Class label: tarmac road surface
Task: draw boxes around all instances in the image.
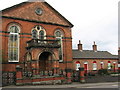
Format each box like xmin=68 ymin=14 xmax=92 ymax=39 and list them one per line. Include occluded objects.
xmin=1 ymin=82 xmax=119 ymax=89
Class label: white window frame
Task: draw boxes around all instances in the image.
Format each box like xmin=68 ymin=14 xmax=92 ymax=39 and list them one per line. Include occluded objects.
xmin=8 ymin=25 xmax=20 ymax=62
xmin=93 ymin=62 xmax=97 ymax=70
xmin=76 ymin=63 xmax=80 ymax=71
xmin=31 ymin=25 xmax=46 ymax=40
xmin=54 ymin=29 xmax=64 ymax=62
xmin=108 ymin=63 xmax=111 ymax=69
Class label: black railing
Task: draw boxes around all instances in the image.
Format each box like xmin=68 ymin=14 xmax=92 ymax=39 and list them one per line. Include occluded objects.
xmin=26 ymin=39 xmax=61 ymax=49
xmin=22 ymin=69 xmax=65 ymax=78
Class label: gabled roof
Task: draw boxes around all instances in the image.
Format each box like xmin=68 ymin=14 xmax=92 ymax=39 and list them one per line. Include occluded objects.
xmin=72 ymin=50 xmax=118 ymax=59
xmin=1 ymin=1 xmax=73 ymax=27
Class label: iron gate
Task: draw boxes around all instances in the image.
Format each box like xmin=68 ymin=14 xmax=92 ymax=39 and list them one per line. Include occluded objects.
xmin=2 ymin=72 xmax=16 ymax=86
xmin=72 ymin=70 xmax=80 ymax=82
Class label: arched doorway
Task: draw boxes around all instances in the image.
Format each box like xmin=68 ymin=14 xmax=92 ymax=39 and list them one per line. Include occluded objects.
xmin=39 ymin=52 xmax=52 ymax=71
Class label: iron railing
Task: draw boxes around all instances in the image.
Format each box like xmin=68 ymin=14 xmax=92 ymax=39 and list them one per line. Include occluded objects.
xmin=26 ymin=39 xmax=61 ymax=49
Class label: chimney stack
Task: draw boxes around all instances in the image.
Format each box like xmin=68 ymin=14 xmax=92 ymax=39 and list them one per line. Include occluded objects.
xmin=93 ymin=41 xmax=97 ymax=52
xmin=78 ymin=40 xmax=82 ymax=51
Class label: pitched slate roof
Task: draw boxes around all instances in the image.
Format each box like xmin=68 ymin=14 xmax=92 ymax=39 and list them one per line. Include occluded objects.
xmin=1 ymin=1 xmax=73 ymax=27
xmin=72 ymin=50 xmax=118 ymax=59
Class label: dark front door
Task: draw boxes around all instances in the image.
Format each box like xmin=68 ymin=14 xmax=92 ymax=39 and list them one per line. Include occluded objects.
xmin=39 ymin=52 xmax=52 ymax=71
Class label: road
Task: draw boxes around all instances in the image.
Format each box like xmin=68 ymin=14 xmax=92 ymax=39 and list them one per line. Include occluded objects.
xmin=2 ymin=82 xmax=119 ymax=89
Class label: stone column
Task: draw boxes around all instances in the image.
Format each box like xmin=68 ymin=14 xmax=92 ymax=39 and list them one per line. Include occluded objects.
xmin=16 ymin=65 xmax=23 ymax=85
xmin=65 ymin=69 xmax=72 ymax=84
xmin=79 ymin=67 xmax=85 ymax=83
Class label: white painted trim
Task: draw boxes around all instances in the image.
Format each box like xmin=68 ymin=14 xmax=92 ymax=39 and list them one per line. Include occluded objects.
xmin=8 ymin=25 xmax=20 ymax=62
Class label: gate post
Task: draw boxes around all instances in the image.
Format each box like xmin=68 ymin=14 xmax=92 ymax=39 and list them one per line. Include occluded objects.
xmin=16 ymin=65 xmax=23 ymax=85
xmin=65 ymin=69 xmax=72 ymax=84
xmin=79 ymin=67 xmax=85 ymax=83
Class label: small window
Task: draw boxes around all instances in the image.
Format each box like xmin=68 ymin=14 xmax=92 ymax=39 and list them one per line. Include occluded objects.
xmin=76 ymin=61 xmax=80 ymax=71
xmin=39 ymin=30 xmax=44 ymax=40
xmin=108 ymin=61 xmax=111 ymax=69
xmin=32 ymin=30 xmax=37 ymax=39
xmin=31 ymin=25 xmax=46 ymax=39
xmin=35 ymin=8 xmax=43 ymax=15
xmin=93 ymin=61 xmax=97 ymax=70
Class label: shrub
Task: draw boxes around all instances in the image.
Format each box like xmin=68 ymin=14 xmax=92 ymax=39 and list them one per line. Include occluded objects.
xmin=98 ymin=69 xmax=108 ymax=75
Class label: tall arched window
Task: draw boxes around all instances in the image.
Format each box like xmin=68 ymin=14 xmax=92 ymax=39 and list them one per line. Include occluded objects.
xmin=8 ymin=25 xmax=20 ymax=62
xmin=31 ymin=25 xmax=46 ymax=39
xmin=54 ymin=29 xmax=64 ymax=62
xmin=93 ymin=61 xmax=97 ymax=70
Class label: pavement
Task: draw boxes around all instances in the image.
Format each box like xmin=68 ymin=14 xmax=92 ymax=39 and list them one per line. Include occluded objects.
xmin=1 ymin=82 xmax=119 ymax=89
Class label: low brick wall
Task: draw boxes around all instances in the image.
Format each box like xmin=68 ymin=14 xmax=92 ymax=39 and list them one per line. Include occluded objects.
xmin=16 ymin=76 xmax=65 ymax=85
xmin=85 ymin=75 xmax=118 ymax=83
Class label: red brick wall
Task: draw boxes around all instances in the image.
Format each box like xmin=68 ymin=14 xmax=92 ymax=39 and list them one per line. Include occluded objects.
xmin=73 ymin=58 xmax=118 ymax=71
xmin=1 ymin=17 xmax=73 ymax=71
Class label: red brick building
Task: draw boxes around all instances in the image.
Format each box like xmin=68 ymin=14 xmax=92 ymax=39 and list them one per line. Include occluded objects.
xmin=1 ymin=1 xmax=73 ymax=85
xmin=73 ymin=41 xmax=118 ymax=74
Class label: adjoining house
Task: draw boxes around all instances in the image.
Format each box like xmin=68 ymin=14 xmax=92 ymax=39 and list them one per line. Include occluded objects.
xmin=73 ymin=41 xmax=118 ymax=74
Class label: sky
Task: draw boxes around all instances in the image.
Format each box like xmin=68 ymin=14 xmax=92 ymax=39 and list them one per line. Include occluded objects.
xmin=0 ymin=0 xmax=119 ymax=55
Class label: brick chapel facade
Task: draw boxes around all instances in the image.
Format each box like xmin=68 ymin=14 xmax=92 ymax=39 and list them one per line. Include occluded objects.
xmin=1 ymin=1 xmax=74 ymax=85
xmin=1 ymin=1 xmax=119 ymax=86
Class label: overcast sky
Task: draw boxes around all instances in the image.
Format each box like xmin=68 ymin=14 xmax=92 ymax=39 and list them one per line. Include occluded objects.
xmin=0 ymin=0 xmax=119 ymax=55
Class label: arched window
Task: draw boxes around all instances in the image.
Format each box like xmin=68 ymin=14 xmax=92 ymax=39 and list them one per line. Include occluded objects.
xmin=76 ymin=61 xmax=80 ymax=71
xmin=31 ymin=25 xmax=46 ymax=39
xmin=54 ymin=29 xmax=64 ymax=62
xmin=39 ymin=30 xmax=44 ymax=40
xmin=55 ymin=31 xmax=62 ymax=38
xmin=8 ymin=25 xmax=20 ymax=62
xmin=32 ymin=30 xmax=37 ymax=39
xmin=108 ymin=61 xmax=111 ymax=69
xmin=93 ymin=61 xmax=97 ymax=70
